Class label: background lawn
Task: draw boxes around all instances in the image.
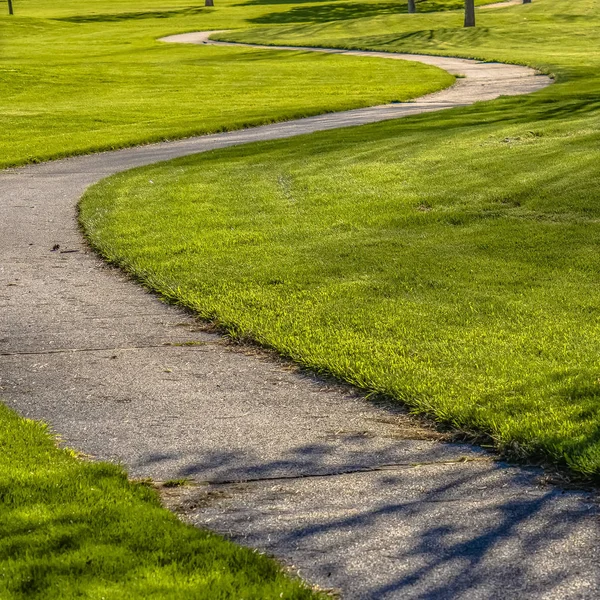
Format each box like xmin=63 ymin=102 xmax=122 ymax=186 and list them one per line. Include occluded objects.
xmin=80 ymin=0 xmax=600 ymax=477
xmin=0 ymin=0 xmax=461 ymax=169
xmin=0 ymin=404 xmax=319 ymax=599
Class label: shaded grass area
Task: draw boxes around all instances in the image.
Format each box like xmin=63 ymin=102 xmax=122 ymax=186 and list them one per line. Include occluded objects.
xmin=81 ymin=0 xmax=600 ymax=477
xmin=0 ymin=0 xmax=455 ymax=169
xmin=218 ymin=0 xmax=594 ymax=76
xmin=0 ymin=403 xmax=319 ymax=599
xmin=246 ymin=0 xmax=485 ymax=24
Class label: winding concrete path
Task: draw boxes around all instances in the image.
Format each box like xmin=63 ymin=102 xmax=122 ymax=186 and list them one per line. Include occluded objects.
xmin=2 ymin=34 xmax=598 ymax=599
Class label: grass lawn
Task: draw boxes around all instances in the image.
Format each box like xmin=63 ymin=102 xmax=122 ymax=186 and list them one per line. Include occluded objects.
xmin=80 ymin=0 xmax=600 ymax=477
xmin=0 ymin=403 xmax=320 ymax=599
xmin=0 ymin=0 xmax=460 ymax=169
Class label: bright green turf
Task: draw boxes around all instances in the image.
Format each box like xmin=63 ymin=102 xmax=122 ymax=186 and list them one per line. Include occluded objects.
xmin=0 ymin=403 xmax=319 ymax=599
xmin=81 ymin=0 xmax=600 ymax=477
xmin=0 ymin=0 xmax=459 ymax=169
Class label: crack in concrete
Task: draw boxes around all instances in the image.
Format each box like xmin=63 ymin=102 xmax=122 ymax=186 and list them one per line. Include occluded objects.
xmin=159 ymin=457 xmax=494 ymax=487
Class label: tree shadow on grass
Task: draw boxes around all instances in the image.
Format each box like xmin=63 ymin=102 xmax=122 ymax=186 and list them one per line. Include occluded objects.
xmin=248 ymin=0 xmax=464 ymax=24
xmin=353 ymin=26 xmax=493 ymax=47
xmin=56 ymin=6 xmax=210 ymax=23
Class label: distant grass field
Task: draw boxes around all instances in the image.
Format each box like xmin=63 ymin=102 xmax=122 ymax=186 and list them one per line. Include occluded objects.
xmin=81 ymin=0 xmax=600 ymax=477
xmin=0 ymin=0 xmax=460 ymax=169
xmin=0 ymin=404 xmax=318 ymax=599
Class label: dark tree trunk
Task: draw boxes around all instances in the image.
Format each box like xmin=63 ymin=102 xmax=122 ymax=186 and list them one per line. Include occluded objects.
xmin=205 ymin=0 xmax=214 ymax=6
xmin=464 ymin=0 xmax=475 ymax=27
xmin=7 ymin=0 xmax=14 ymax=15
xmin=523 ymin=0 xmax=532 ymax=3
xmin=408 ymin=0 xmax=417 ymax=13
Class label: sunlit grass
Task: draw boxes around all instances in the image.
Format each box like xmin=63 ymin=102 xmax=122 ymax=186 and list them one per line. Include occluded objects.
xmin=81 ymin=0 xmax=600 ymax=477
xmin=0 ymin=404 xmax=319 ymax=599
xmin=0 ymin=0 xmax=456 ymax=168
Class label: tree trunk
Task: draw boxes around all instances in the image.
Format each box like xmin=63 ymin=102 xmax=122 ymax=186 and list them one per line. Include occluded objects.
xmin=464 ymin=0 xmax=475 ymax=27
xmin=523 ymin=0 xmax=532 ymax=3
xmin=205 ymin=0 xmax=214 ymax=6
xmin=408 ymin=0 xmax=416 ymax=13
xmin=7 ymin=0 xmax=14 ymax=15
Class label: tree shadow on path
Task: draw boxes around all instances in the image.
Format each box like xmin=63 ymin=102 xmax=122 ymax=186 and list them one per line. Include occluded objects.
xmin=164 ymin=444 xmax=600 ymax=599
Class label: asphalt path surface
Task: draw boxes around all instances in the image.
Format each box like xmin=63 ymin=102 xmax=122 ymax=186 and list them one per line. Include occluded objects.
xmin=3 ymin=33 xmax=598 ymax=599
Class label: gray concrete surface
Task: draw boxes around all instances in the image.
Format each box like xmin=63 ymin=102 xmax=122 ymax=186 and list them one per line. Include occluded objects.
xmin=165 ymin=463 xmax=600 ymax=599
xmin=2 ymin=38 xmax=596 ymax=599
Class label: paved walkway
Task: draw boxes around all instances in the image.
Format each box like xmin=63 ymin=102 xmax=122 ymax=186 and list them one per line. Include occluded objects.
xmin=2 ymin=35 xmax=598 ymax=599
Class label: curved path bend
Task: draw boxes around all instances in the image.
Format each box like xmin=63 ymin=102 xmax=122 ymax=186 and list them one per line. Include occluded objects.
xmin=1 ymin=35 xmax=598 ymax=599
xmin=162 ymin=30 xmax=549 ymax=112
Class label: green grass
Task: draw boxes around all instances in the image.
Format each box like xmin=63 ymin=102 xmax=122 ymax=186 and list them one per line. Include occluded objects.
xmin=80 ymin=0 xmax=600 ymax=477
xmin=0 ymin=403 xmax=319 ymax=599
xmin=0 ymin=0 xmax=459 ymax=169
